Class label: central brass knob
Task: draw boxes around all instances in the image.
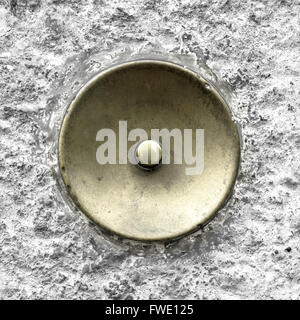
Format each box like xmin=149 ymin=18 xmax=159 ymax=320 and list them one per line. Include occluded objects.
xmin=135 ymin=140 xmax=162 ymax=170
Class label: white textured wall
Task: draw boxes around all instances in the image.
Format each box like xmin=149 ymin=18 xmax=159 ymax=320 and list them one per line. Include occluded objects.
xmin=0 ymin=0 xmax=299 ymax=299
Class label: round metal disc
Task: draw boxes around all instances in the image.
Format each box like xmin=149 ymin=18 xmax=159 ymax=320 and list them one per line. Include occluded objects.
xmin=58 ymin=60 xmax=240 ymax=241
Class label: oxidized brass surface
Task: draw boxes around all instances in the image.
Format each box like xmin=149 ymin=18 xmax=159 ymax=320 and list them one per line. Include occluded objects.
xmin=58 ymin=60 xmax=240 ymax=241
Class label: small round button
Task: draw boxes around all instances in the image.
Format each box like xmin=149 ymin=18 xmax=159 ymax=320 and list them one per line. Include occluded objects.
xmin=135 ymin=140 xmax=162 ymax=170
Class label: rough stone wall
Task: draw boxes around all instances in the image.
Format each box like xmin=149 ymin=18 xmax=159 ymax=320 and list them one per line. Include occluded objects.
xmin=0 ymin=0 xmax=299 ymax=299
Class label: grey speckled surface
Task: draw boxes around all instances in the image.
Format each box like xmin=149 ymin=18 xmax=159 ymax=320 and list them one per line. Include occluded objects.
xmin=0 ymin=0 xmax=299 ymax=300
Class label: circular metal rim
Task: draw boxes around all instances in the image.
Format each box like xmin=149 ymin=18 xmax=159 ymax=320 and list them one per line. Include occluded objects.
xmin=58 ymin=59 xmax=241 ymax=242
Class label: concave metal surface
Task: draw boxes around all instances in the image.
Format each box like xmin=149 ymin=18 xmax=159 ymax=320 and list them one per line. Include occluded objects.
xmin=58 ymin=60 xmax=240 ymax=241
